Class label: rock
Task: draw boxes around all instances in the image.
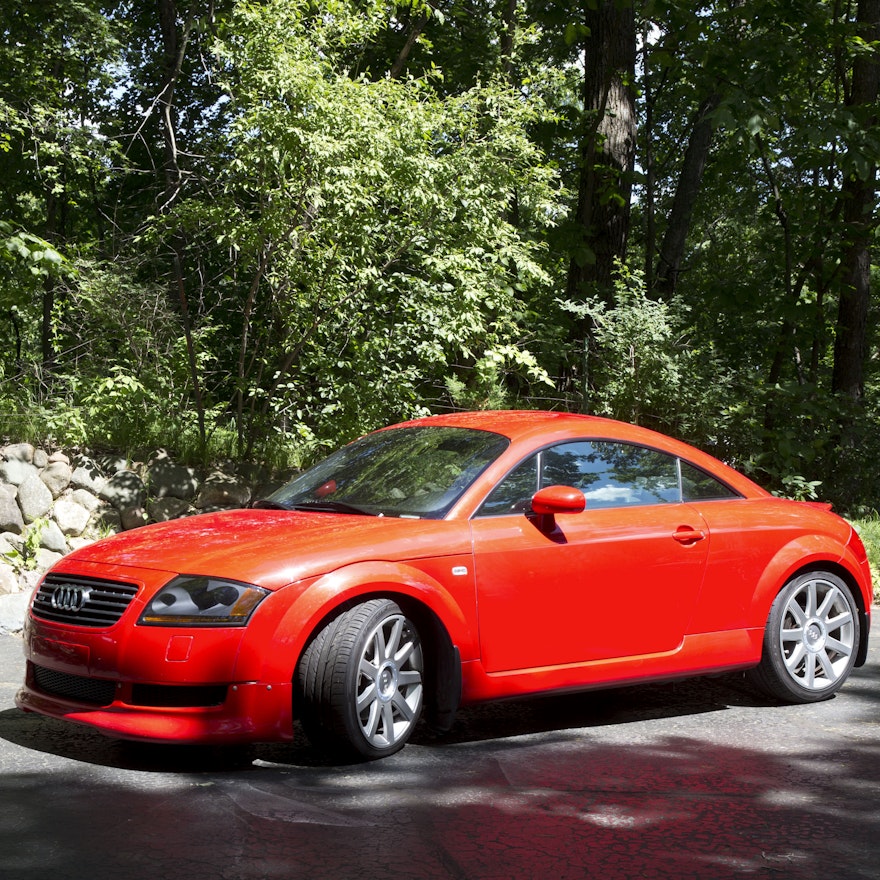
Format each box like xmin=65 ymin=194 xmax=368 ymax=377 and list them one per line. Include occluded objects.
xmin=54 ymin=498 xmax=92 ymax=537
xmin=0 ymin=590 xmax=30 ymax=633
xmin=33 ymin=448 xmax=49 ymax=469
xmin=71 ymin=489 xmax=103 ymax=513
xmin=90 ymin=507 xmax=122 ymax=535
xmin=48 ymin=451 xmax=70 ymax=465
xmin=70 ymin=457 xmax=107 ymax=494
xmin=148 ymin=497 xmax=192 ymax=522
xmin=38 ymin=519 xmax=68 ymax=554
xmin=0 ymin=485 xmax=24 ymax=534
xmin=119 ymin=505 xmax=149 ymax=531
xmin=3 ymin=442 xmax=35 ymax=463
xmin=17 ymin=473 xmax=53 ymax=523
xmin=0 ymin=458 xmax=38 ymax=486
xmin=35 ymin=548 xmax=63 ymax=571
xmin=194 ymin=471 xmax=251 ymax=509
xmin=147 ymin=457 xmax=199 ymax=501
xmin=0 ymin=562 xmax=18 ymax=595
xmin=40 ymin=461 xmax=73 ymax=498
xmin=100 ymin=470 xmax=147 ymax=508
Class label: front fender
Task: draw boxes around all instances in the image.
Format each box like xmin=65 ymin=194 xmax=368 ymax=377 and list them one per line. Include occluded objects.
xmin=239 ymin=559 xmax=476 ymax=683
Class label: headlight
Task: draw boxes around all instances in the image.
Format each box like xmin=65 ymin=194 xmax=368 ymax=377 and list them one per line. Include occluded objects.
xmin=139 ymin=576 xmax=268 ymax=627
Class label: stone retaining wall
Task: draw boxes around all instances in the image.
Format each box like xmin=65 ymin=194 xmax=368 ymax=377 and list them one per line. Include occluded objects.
xmin=0 ymin=441 xmax=284 ymax=631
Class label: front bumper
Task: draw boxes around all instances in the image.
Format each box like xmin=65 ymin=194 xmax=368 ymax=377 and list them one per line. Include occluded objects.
xmin=15 ymin=559 xmax=296 ymax=745
xmin=16 ymin=665 xmax=293 ymax=744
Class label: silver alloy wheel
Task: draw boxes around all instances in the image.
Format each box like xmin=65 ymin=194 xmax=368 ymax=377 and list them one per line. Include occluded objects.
xmin=355 ymin=612 xmax=423 ymax=750
xmin=777 ymin=574 xmax=856 ymax=691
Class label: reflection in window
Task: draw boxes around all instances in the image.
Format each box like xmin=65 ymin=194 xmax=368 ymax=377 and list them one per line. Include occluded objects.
xmin=545 ymin=442 xmax=679 ymax=509
xmin=479 ymin=456 xmax=540 ymax=516
xmin=477 ymin=440 xmax=684 ymax=516
xmin=680 ymin=461 xmax=739 ymax=501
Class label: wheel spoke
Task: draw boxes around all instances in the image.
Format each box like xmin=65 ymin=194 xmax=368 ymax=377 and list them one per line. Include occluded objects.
xmin=392 ymin=693 xmax=416 ymax=723
xmin=356 ymin=681 xmax=378 ymax=712
xmin=805 ymin=581 xmax=818 ymax=617
xmin=785 ymin=599 xmax=808 ymax=628
xmin=373 ymin=628 xmax=388 ymax=663
xmin=824 ymin=635 xmax=852 ymax=659
xmin=397 ymin=669 xmax=421 ymax=686
xmin=781 ymin=625 xmax=805 ymax=643
xmin=802 ymin=652 xmax=817 ymax=688
xmin=784 ymin=641 xmax=806 ymax=673
xmin=363 ymin=699 xmax=381 ymax=738
xmin=815 ymin=584 xmax=839 ymax=621
xmin=826 ymin=609 xmax=854 ymax=633
xmin=380 ymin=702 xmax=396 ymax=742
xmin=817 ymin=648 xmax=839 ymax=680
xmin=384 ymin=618 xmax=403 ymax=659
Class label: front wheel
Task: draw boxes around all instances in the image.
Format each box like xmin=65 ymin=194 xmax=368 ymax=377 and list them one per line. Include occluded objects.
xmin=296 ymin=599 xmax=424 ymax=760
xmin=748 ymin=571 xmax=860 ymax=703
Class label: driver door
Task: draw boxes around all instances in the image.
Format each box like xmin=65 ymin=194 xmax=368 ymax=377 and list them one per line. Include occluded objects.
xmin=470 ymin=440 xmax=710 ymax=673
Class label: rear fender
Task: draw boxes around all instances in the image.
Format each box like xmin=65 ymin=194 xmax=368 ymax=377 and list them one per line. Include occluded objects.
xmin=749 ymin=535 xmax=870 ymax=631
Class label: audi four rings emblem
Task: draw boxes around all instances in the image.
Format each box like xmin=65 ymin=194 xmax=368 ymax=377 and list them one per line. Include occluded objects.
xmin=51 ymin=585 xmax=91 ymax=612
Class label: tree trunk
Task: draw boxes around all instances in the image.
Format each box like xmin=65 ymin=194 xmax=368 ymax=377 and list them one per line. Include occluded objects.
xmin=565 ymin=0 xmax=636 ymax=305
xmin=831 ymin=0 xmax=879 ymax=402
xmin=654 ymin=93 xmax=720 ymax=298
xmin=157 ymin=0 xmax=207 ymax=451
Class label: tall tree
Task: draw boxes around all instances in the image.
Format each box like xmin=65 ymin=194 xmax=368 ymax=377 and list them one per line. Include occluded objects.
xmin=831 ymin=0 xmax=880 ymax=403
xmin=565 ymin=0 xmax=637 ymax=304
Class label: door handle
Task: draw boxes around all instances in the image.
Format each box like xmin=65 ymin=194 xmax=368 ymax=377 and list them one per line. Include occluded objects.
xmin=673 ymin=527 xmax=705 ymax=545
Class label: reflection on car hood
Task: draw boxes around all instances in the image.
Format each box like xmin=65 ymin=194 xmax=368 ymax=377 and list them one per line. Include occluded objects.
xmin=63 ymin=509 xmax=467 ymax=589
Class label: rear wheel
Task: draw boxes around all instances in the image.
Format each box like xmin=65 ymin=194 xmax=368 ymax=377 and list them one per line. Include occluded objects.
xmin=748 ymin=571 xmax=860 ymax=703
xmin=296 ymin=599 xmax=424 ymax=760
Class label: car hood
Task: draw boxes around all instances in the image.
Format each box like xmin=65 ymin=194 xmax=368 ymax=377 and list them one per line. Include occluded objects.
xmin=63 ymin=509 xmax=469 ymax=589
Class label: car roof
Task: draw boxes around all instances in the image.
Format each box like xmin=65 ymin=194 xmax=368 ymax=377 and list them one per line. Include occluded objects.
xmin=387 ymin=410 xmax=769 ymax=498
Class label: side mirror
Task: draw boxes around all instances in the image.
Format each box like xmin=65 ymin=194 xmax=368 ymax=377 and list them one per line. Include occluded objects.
xmin=530 ymin=485 xmax=585 ymax=533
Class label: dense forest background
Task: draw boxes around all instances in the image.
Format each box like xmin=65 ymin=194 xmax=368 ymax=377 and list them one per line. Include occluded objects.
xmin=1 ymin=0 xmax=878 ymax=514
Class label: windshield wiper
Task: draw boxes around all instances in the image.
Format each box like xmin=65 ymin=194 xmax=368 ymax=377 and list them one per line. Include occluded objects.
xmin=253 ymin=499 xmax=292 ymax=511
xmin=291 ymin=500 xmax=376 ymax=516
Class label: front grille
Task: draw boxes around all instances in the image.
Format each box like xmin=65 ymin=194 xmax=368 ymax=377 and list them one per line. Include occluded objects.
xmin=32 ymin=663 xmax=117 ymax=706
xmin=32 ymin=573 xmax=140 ymax=627
xmin=131 ymin=684 xmax=228 ymax=708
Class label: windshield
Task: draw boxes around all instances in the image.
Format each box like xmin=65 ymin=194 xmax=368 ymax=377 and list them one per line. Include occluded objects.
xmin=260 ymin=426 xmax=509 ymax=519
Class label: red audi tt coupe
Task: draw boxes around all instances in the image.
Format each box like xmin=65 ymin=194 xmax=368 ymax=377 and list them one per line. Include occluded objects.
xmin=16 ymin=411 xmax=872 ymax=759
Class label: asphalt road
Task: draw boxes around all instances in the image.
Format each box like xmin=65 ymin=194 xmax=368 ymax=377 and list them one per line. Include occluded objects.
xmin=1 ymin=625 xmax=878 ymax=880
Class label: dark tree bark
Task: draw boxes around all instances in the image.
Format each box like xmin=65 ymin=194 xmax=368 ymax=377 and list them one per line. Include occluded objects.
xmin=831 ymin=0 xmax=879 ymax=402
xmin=564 ymin=0 xmax=637 ymax=305
xmin=654 ymin=93 xmax=720 ymax=297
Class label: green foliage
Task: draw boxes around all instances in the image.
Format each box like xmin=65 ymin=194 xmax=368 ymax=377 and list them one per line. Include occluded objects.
xmin=849 ymin=515 xmax=880 ymax=603
xmin=2 ymin=518 xmax=48 ymax=574
xmin=0 ymin=0 xmax=877 ymax=515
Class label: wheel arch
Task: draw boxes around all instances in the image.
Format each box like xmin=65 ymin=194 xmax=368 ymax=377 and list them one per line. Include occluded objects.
xmin=751 ymin=548 xmax=870 ymax=668
xmin=272 ymin=561 xmax=469 ymax=734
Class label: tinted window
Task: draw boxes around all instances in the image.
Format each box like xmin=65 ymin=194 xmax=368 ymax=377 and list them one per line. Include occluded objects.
xmin=479 ymin=455 xmax=540 ymax=516
xmin=264 ymin=427 xmax=509 ymax=519
xmin=680 ymin=460 xmax=739 ymax=501
xmin=545 ymin=441 xmax=679 ymax=509
xmin=477 ymin=440 xmax=681 ymax=516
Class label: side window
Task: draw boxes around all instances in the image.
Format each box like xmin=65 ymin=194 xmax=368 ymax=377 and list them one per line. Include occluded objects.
xmin=543 ymin=441 xmax=680 ymax=509
xmin=680 ymin=460 xmax=739 ymax=501
xmin=477 ymin=441 xmax=682 ymax=517
xmin=477 ymin=455 xmax=539 ymax=516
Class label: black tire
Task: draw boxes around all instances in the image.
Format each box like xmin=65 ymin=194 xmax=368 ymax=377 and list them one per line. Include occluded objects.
xmin=747 ymin=571 xmax=860 ymax=703
xmin=296 ymin=599 xmax=424 ymax=760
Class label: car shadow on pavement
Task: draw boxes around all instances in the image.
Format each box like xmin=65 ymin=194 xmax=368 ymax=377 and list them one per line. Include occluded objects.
xmin=0 ymin=670 xmax=813 ymax=774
